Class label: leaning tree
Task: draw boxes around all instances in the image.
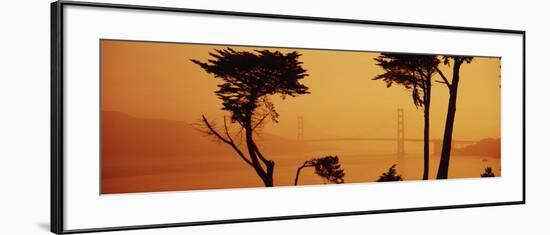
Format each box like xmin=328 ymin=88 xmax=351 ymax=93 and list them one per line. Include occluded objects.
xmin=294 ymin=155 xmax=345 ymax=186
xmin=191 ymin=48 xmax=309 ymax=187
xmin=434 ymin=56 xmax=473 ymax=179
xmin=374 ymin=53 xmax=439 ymax=180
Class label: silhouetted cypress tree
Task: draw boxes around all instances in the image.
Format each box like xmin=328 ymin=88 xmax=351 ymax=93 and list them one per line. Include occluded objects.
xmin=376 ymin=164 xmax=403 ymax=182
xmin=294 ymin=156 xmax=345 ymax=185
xmin=192 ymin=48 xmax=309 ymax=187
xmin=480 ymin=167 xmax=495 ymax=177
xmin=374 ymin=53 xmax=439 ymax=180
xmin=435 ymin=56 xmax=473 ymax=179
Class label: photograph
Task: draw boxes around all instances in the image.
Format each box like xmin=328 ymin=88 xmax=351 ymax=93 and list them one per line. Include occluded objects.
xmin=100 ymin=39 xmax=501 ymax=194
xmin=43 ymin=1 xmax=529 ymax=234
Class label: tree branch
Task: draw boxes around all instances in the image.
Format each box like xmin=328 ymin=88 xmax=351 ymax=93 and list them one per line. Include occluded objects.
xmin=293 ymin=160 xmax=317 ymax=186
xmin=252 ymin=111 xmax=271 ymax=131
xmin=294 ymin=164 xmax=307 ymax=186
xmin=416 ymin=69 xmax=429 ymax=81
xmin=202 ymin=115 xmax=253 ymax=167
xmin=202 ymin=115 xmax=231 ymax=144
xmin=223 ymin=116 xmax=234 ymax=142
xmin=232 ymin=126 xmax=245 ymax=145
xmin=434 ymin=66 xmax=451 ymax=89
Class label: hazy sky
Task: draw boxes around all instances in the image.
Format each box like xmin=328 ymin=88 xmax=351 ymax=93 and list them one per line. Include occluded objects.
xmin=101 ymin=40 xmax=500 ymax=142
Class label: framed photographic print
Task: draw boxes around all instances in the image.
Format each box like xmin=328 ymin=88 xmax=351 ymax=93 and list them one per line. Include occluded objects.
xmin=51 ymin=0 xmax=525 ymax=234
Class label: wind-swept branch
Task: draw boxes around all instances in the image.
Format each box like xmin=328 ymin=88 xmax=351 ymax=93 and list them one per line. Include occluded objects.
xmin=434 ymin=66 xmax=451 ymax=89
xmin=201 ymin=115 xmax=253 ymax=167
xmin=294 ymin=156 xmax=345 ymax=186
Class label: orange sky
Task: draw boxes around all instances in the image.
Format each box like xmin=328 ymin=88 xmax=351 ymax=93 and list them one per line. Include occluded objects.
xmin=101 ymin=40 xmax=500 ymax=141
xmin=100 ymin=39 xmax=500 ymax=194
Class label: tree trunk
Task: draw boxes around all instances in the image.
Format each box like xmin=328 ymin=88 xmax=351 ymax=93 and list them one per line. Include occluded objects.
xmin=294 ymin=165 xmax=306 ymax=186
xmin=422 ymin=76 xmax=431 ymax=180
xmin=437 ymin=59 xmax=462 ymax=179
xmin=244 ymin=124 xmax=273 ymax=187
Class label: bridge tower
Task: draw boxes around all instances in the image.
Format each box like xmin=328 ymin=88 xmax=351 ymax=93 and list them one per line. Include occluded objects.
xmin=397 ymin=108 xmax=405 ymax=157
xmin=297 ymin=116 xmax=304 ymax=141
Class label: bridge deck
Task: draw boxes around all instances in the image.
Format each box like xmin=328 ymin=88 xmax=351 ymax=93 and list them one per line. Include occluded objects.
xmin=303 ymin=138 xmax=476 ymax=144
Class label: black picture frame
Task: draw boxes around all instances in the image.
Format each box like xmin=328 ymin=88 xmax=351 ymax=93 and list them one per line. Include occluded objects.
xmin=51 ymin=1 xmax=526 ymax=234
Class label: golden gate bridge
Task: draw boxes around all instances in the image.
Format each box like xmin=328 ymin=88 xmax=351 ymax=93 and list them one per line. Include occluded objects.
xmin=296 ymin=108 xmax=478 ymax=157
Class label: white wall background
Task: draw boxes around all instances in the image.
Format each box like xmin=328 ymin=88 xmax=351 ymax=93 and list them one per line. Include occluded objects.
xmin=0 ymin=0 xmax=547 ymax=234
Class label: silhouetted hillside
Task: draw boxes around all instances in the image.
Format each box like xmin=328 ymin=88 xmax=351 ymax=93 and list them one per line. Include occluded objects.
xmin=454 ymin=138 xmax=500 ymax=158
xmin=102 ymin=111 xmax=232 ymax=156
xmin=102 ymin=111 xmax=305 ymax=156
xmin=101 ymin=111 xmax=308 ymax=180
